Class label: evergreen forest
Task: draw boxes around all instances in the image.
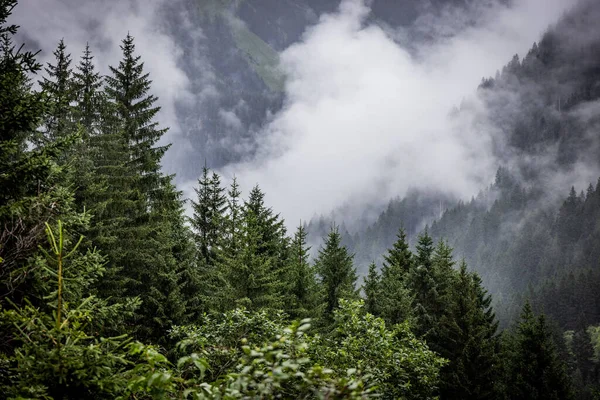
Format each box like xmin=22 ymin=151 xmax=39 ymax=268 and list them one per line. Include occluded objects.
xmin=1 ymin=0 xmax=600 ymax=398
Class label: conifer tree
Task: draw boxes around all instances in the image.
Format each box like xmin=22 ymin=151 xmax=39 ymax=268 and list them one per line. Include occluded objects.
xmin=38 ymin=39 xmax=75 ymax=144
xmin=363 ymin=262 xmax=381 ymax=316
xmin=104 ymin=33 xmax=169 ymax=196
xmin=504 ymin=302 xmax=574 ymax=400
xmin=226 ymin=211 xmax=283 ymax=310
xmin=410 ymin=229 xmax=440 ymax=338
xmin=72 ymin=43 xmax=102 ymax=134
xmin=286 ymin=224 xmax=320 ymax=319
xmin=382 ymin=227 xmax=413 ymax=275
xmin=315 ymin=226 xmax=358 ymax=320
xmin=224 ymin=176 xmax=242 ymax=257
xmin=437 ymin=262 xmax=499 ymax=400
xmin=89 ymin=33 xmax=193 ymax=340
xmin=243 ymin=185 xmax=289 ymax=294
xmin=0 ymin=1 xmax=73 ymax=301
xmin=379 ymin=228 xmax=413 ymax=325
xmin=191 ymin=166 xmax=224 ymax=266
xmin=190 ymin=167 xmax=229 ymax=313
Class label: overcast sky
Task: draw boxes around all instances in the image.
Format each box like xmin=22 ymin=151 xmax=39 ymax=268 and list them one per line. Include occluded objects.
xmin=10 ymin=0 xmax=580 ymax=225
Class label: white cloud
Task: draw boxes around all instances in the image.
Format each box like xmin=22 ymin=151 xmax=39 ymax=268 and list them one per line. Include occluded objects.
xmin=221 ymin=0 xmax=579 ymax=225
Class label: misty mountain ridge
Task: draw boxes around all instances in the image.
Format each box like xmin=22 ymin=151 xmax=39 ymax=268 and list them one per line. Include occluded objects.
xmin=162 ymin=0 xmax=512 ymax=181
xmin=305 ymin=0 xmax=600 ymax=328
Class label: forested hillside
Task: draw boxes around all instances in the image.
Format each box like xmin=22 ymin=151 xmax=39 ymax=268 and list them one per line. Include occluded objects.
xmin=2 ymin=0 xmax=600 ymax=398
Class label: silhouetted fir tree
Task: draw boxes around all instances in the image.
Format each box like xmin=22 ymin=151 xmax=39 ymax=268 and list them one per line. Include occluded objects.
xmin=382 ymin=227 xmax=413 ymax=276
xmin=243 ymin=185 xmax=286 ymax=260
xmin=286 ymin=224 xmax=320 ymax=319
xmin=206 ymin=177 xmax=243 ymax=312
xmin=363 ymin=262 xmax=381 ymax=316
xmin=69 ymin=44 xmax=107 ymax=213
xmin=243 ymin=185 xmax=289 ymax=295
xmin=315 ymin=225 xmax=358 ymax=321
xmin=503 ymin=302 xmax=574 ymax=400
xmin=38 ymin=39 xmax=75 ymax=144
xmin=437 ymin=261 xmax=500 ymax=400
xmin=415 ymin=227 xmax=434 ymax=269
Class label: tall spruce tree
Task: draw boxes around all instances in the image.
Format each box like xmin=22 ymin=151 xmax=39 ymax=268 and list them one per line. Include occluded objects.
xmin=191 ymin=166 xmax=226 ymax=267
xmin=72 ymin=43 xmax=102 ymax=134
xmin=379 ymin=228 xmax=414 ymax=325
xmin=409 ymin=229 xmax=440 ymax=338
xmin=90 ymin=33 xmax=193 ymax=341
xmin=437 ymin=262 xmax=500 ymax=400
xmin=38 ymin=39 xmax=75 ymax=144
xmin=223 ymin=176 xmax=242 ymax=257
xmin=190 ymin=167 xmax=229 ymax=313
xmin=104 ymin=33 xmax=169 ymax=198
xmin=315 ymin=225 xmax=358 ymax=321
xmin=286 ymin=224 xmax=320 ymax=319
xmin=503 ymin=302 xmax=574 ymax=400
xmin=225 ymin=211 xmax=283 ymax=310
xmin=363 ymin=262 xmax=382 ymax=316
xmin=220 ymin=185 xmax=286 ymax=311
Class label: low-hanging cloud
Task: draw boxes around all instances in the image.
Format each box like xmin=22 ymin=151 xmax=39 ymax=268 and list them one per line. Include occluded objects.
xmin=222 ymin=0 xmax=578 ymax=225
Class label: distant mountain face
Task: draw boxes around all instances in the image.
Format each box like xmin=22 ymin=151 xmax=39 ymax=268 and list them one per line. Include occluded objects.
xmin=163 ymin=0 xmax=504 ymax=181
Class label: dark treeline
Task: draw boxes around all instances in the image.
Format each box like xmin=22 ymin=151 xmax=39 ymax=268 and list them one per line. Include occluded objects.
xmin=0 ymin=0 xmax=598 ymax=398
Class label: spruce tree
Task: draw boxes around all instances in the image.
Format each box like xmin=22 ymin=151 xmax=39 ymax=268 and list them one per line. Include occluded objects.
xmin=72 ymin=43 xmax=102 ymax=134
xmin=379 ymin=228 xmax=414 ymax=325
xmin=286 ymin=224 xmax=320 ymax=319
xmin=504 ymin=302 xmax=574 ymax=400
xmin=410 ymin=229 xmax=440 ymax=338
xmin=226 ymin=211 xmax=282 ymax=310
xmin=191 ymin=166 xmax=227 ymax=267
xmin=38 ymin=39 xmax=75 ymax=144
xmin=90 ymin=33 xmax=193 ymax=340
xmin=315 ymin=225 xmax=358 ymax=320
xmin=104 ymin=33 xmax=169 ymax=197
xmin=363 ymin=262 xmax=382 ymax=316
xmin=224 ymin=176 xmax=242 ymax=257
xmin=437 ymin=262 xmax=500 ymax=400
xmin=190 ymin=167 xmax=229 ymax=313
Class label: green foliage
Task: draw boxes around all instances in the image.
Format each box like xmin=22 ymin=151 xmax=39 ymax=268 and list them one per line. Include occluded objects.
xmin=312 ymin=300 xmax=445 ymax=399
xmin=170 ymin=308 xmax=284 ymax=381
xmin=0 ymin=222 xmax=143 ymax=399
